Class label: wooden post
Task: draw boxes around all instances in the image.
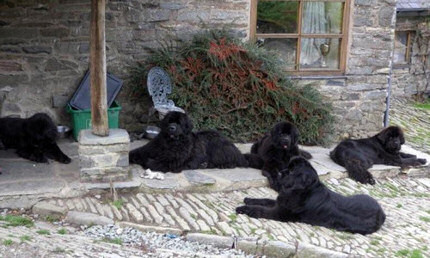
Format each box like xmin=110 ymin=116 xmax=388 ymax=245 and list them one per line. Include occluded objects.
xmin=90 ymin=0 xmax=109 ymax=136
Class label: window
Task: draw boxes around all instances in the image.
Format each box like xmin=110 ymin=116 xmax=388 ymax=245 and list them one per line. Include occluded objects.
xmin=393 ymin=31 xmax=413 ymax=65
xmin=250 ymin=0 xmax=351 ymax=75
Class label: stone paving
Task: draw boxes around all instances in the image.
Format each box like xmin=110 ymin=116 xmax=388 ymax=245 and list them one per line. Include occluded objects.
xmin=390 ymin=98 xmax=430 ymax=154
xmin=34 ymin=176 xmax=430 ymax=258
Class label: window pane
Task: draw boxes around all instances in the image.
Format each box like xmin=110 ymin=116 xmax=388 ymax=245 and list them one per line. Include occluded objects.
xmin=393 ymin=32 xmax=408 ymax=64
xmin=258 ymin=38 xmax=297 ymax=70
xmin=300 ymin=38 xmax=340 ymax=69
xmin=257 ymin=1 xmax=298 ymax=33
xmin=302 ymin=2 xmax=343 ymax=34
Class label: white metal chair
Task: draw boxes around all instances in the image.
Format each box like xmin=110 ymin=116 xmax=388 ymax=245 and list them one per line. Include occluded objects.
xmin=147 ymin=66 xmax=185 ymax=120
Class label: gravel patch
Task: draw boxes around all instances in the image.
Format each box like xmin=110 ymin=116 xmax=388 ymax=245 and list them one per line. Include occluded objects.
xmin=84 ymin=224 xmax=254 ymax=257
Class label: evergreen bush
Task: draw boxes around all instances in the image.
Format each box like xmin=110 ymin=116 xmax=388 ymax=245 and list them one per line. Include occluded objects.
xmin=131 ymin=30 xmax=333 ymax=144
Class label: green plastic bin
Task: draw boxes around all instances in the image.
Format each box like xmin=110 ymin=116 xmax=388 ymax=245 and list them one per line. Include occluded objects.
xmin=66 ymin=101 xmax=121 ymax=140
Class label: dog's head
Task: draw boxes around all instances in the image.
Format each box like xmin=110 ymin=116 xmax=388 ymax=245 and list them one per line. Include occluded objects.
xmin=376 ymin=126 xmax=405 ymax=154
xmin=26 ymin=113 xmax=58 ymax=145
xmin=279 ymin=156 xmax=319 ymax=193
xmin=159 ymin=111 xmax=193 ymax=140
xmin=270 ymin=122 xmax=299 ymax=150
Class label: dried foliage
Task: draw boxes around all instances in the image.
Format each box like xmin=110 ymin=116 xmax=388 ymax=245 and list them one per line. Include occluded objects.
xmin=131 ymin=30 xmax=333 ymax=144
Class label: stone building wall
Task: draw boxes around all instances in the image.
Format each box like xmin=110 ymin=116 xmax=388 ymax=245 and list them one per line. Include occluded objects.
xmin=0 ymin=0 xmax=249 ymax=129
xmin=292 ymin=0 xmax=397 ymax=139
xmin=391 ymin=15 xmax=430 ymax=98
xmin=0 ymin=0 xmax=398 ymax=141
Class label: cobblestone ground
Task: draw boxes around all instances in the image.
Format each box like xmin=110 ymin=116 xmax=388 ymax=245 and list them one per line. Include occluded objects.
xmin=390 ymin=98 xmax=430 ymax=154
xmin=44 ymin=176 xmax=430 ymax=257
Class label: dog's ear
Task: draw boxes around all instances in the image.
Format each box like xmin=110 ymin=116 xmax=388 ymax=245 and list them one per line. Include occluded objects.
xmin=291 ymin=124 xmax=300 ymax=146
xmin=270 ymin=123 xmax=279 ymax=137
xmin=376 ymin=127 xmax=390 ymax=143
xmin=398 ymin=128 xmax=405 ymax=144
xmin=377 ymin=126 xmax=404 ymax=144
xmin=292 ymin=170 xmax=318 ymax=190
xmin=288 ymin=157 xmax=318 ymax=190
xmin=182 ymin=114 xmax=194 ymax=134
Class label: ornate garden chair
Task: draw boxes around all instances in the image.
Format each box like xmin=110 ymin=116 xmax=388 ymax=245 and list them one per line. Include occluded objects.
xmin=147 ymin=66 xmax=185 ymax=119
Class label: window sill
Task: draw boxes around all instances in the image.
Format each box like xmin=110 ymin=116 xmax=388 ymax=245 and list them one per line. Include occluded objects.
xmin=286 ymin=70 xmax=346 ymax=79
xmin=393 ymin=64 xmax=410 ymax=69
xmin=288 ymin=75 xmax=347 ymax=80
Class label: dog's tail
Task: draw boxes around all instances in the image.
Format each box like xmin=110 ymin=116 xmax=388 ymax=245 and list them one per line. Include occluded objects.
xmin=244 ymin=153 xmax=264 ymax=169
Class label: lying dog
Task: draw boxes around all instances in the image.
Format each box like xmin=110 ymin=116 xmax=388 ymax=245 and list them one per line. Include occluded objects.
xmin=129 ymin=111 xmax=248 ymax=172
xmin=0 ymin=113 xmax=71 ymax=164
xmin=246 ymin=122 xmax=312 ymax=191
xmin=330 ymin=126 xmax=427 ymax=184
xmin=236 ymin=157 xmax=386 ymax=235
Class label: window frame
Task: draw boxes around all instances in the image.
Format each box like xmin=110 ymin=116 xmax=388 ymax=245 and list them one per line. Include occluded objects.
xmin=250 ymin=0 xmax=351 ymax=76
xmin=393 ymin=30 xmax=413 ymax=67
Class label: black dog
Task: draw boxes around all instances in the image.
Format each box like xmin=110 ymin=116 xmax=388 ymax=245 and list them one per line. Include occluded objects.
xmin=330 ymin=126 xmax=427 ymax=185
xmin=246 ymin=122 xmax=312 ymax=191
xmin=129 ymin=111 xmax=248 ymax=173
xmin=236 ymin=157 xmax=386 ymax=235
xmin=0 ymin=113 xmax=71 ymax=164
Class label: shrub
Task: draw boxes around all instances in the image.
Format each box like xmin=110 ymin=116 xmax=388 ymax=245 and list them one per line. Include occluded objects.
xmin=131 ymin=30 xmax=333 ymax=144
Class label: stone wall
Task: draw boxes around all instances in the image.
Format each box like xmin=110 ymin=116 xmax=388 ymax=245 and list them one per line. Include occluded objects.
xmin=391 ymin=15 xmax=430 ymax=98
xmin=0 ymin=0 xmax=249 ymax=129
xmin=0 ymin=0 xmax=398 ymax=141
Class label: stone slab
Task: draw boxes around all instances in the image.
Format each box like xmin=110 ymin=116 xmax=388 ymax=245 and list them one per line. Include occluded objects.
xmin=79 ymin=129 xmax=130 ymax=145
xmin=183 ymin=170 xmax=216 ymax=185
xmin=65 ymin=211 xmax=114 ymax=226
xmin=200 ymin=168 xmax=266 ymax=183
xmin=199 ymin=168 xmax=268 ymax=190
xmin=0 ymin=161 xmax=55 ymax=181
xmin=118 ymin=221 xmax=182 ymax=235
xmin=140 ymin=173 xmax=183 ymax=190
xmin=84 ymin=180 xmax=141 ymax=191
xmin=0 ymin=179 xmax=65 ymax=196
xmin=297 ymin=242 xmax=348 ymax=258
xmin=185 ymin=233 xmax=234 ymax=249
xmin=32 ymin=201 xmax=68 ymax=217
xmin=263 ymin=240 xmax=296 ymax=258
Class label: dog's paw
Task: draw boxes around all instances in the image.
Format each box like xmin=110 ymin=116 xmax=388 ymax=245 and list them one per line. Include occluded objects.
xmin=199 ymin=162 xmax=208 ymax=169
xmin=235 ymin=206 xmax=256 ymax=217
xmin=36 ymin=157 xmax=49 ymax=163
xmin=417 ymin=158 xmax=427 ymax=165
xmin=367 ymin=177 xmax=376 ymax=185
xmin=244 ymin=197 xmax=257 ymax=205
xmin=59 ymin=155 xmax=72 ymax=164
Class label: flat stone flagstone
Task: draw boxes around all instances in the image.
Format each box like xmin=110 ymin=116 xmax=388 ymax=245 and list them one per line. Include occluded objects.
xmin=183 ymin=170 xmax=216 ymax=185
xmin=199 ymin=167 xmax=268 ymax=191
